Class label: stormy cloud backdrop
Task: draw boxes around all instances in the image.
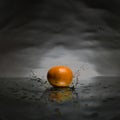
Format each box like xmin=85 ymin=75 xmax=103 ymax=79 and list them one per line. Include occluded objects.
xmin=0 ymin=0 xmax=120 ymax=78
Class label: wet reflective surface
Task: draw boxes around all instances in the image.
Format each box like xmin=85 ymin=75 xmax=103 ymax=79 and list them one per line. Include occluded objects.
xmin=0 ymin=76 xmax=120 ymax=120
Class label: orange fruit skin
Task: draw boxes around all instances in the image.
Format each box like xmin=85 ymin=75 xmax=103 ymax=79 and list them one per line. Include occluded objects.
xmin=47 ymin=66 xmax=73 ymax=87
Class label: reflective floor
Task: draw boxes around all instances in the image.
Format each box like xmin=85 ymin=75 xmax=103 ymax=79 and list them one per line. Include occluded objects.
xmin=0 ymin=76 xmax=120 ymax=120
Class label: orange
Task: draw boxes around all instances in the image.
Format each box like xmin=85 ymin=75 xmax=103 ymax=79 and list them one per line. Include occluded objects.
xmin=47 ymin=66 xmax=73 ymax=87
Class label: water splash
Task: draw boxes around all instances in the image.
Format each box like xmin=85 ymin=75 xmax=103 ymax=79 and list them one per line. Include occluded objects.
xmin=30 ymin=69 xmax=81 ymax=89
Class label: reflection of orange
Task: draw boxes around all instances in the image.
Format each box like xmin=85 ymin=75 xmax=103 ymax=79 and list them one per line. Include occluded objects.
xmin=47 ymin=66 xmax=73 ymax=87
xmin=49 ymin=88 xmax=73 ymax=103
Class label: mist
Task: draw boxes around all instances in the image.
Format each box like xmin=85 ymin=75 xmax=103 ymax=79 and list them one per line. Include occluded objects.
xmin=0 ymin=0 xmax=120 ymax=77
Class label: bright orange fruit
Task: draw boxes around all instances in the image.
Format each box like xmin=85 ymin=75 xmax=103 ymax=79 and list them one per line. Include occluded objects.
xmin=47 ymin=66 xmax=73 ymax=87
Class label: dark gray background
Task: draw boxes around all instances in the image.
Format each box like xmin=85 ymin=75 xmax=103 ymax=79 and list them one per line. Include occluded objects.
xmin=0 ymin=0 xmax=120 ymax=77
xmin=0 ymin=1 xmax=120 ymax=120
